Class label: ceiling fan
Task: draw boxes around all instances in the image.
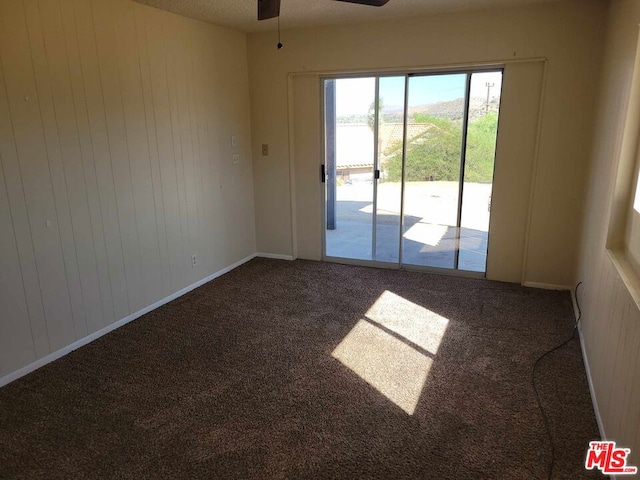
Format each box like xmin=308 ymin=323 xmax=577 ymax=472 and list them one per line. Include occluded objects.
xmin=258 ymin=0 xmax=390 ymax=21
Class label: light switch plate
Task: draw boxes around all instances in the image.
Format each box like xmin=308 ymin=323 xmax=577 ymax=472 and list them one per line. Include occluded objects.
xmin=231 ymin=135 xmax=237 ymax=148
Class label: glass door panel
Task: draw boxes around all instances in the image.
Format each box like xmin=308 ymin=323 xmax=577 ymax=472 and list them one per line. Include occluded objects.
xmin=324 ymin=78 xmax=376 ymax=261
xmin=374 ymin=76 xmax=405 ymax=263
xmin=401 ymin=74 xmax=467 ymax=269
xmin=323 ymin=69 xmax=502 ymax=275
xmin=459 ymin=72 xmax=502 ymax=272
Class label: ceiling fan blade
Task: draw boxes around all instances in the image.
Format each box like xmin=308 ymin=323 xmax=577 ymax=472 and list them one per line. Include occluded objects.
xmin=334 ymin=0 xmax=390 ymax=6
xmin=258 ymin=0 xmax=281 ymax=20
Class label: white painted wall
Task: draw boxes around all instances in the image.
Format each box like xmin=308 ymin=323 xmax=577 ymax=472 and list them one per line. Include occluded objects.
xmin=0 ymin=0 xmax=256 ymax=378
xmin=247 ymin=0 xmax=607 ymax=286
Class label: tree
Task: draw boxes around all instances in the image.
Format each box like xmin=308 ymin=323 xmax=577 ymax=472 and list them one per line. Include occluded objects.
xmin=464 ymin=112 xmax=499 ymax=183
xmin=382 ymin=112 xmax=498 ymax=184
xmin=367 ymin=97 xmax=384 ymax=131
xmin=383 ymin=113 xmax=462 ymax=182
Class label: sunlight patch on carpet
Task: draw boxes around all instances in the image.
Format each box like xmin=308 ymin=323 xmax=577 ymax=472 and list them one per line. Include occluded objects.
xmin=332 ymin=319 xmax=431 ymax=414
xmin=332 ymin=291 xmax=450 ymax=414
xmin=365 ymin=290 xmax=449 ymax=355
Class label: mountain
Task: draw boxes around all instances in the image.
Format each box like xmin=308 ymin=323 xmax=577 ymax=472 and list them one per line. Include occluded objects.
xmin=401 ymin=97 xmax=500 ymax=121
xmin=337 ymin=96 xmax=500 ymax=124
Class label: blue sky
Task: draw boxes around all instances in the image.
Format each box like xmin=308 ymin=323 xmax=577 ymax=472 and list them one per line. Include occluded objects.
xmin=334 ymin=71 xmax=503 ymax=116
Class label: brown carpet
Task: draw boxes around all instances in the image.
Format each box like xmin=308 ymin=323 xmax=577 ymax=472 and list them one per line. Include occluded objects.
xmin=0 ymin=258 xmax=601 ymax=479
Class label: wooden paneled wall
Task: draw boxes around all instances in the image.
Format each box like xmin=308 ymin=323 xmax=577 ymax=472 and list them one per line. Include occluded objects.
xmin=581 ymin=258 xmax=640 ymax=459
xmin=577 ymin=0 xmax=640 ymax=466
xmin=0 ymin=0 xmax=255 ymax=378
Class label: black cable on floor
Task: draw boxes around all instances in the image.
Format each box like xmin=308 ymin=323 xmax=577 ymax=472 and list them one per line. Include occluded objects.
xmin=531 ymin=281 xmax=583 ymax=479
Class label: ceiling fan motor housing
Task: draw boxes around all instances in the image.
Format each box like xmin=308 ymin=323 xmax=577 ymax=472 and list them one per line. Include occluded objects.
xmin=258 ymin=0 xmax=389 ymax=21
xmin=258 ymin=0 xmax=281 ymax=21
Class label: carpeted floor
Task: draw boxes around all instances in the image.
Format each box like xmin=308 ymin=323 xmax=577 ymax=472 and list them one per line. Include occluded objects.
xmin=0 ymin=258 xmax=601 ymax=479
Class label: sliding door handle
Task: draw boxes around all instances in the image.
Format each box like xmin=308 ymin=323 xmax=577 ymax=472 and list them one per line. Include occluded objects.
xmin=321 ymin=164 xmax=326 ymax=183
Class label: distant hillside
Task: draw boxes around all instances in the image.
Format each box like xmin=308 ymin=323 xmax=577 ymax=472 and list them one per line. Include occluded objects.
xmin=409 ymin=97 xmax=500 ymax=122
xmin=338 ymin=96 xmax=500 ymax=124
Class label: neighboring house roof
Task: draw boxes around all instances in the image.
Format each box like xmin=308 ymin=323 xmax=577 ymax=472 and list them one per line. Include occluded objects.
xmin=380 ymin=123 xmax=432 ymax=156
xmin=337 ymin=164 xmax=371 ymax=170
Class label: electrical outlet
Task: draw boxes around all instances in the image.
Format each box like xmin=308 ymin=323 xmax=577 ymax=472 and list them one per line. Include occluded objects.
xmin=191 ymin=254 xmax=197 ymax=267
xmin=232 ymin=153 xmax=240 ymax=165
xmin=262 ymin=144 xmax=269 ymax=156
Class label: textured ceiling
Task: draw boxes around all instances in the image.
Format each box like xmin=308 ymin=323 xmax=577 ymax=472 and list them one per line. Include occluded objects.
xmin=134 ymin=0 xmax=566 ymax=33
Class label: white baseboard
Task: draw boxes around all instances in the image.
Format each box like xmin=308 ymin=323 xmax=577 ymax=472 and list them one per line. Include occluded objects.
xmin=0 ymin=253 xmax=257 ymax=389
xmin=256 ymin=252 xmax=294 ymax=261
xmin=523 ymin=281 xmax=570 ymax=291
xmin=577 ymin=323 xmax=607 ymax=441
xmin=570 ymin=287 xmax=607 ymax=443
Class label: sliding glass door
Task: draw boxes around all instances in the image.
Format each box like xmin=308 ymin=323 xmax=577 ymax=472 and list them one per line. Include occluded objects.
xmin=374 ymin=76 xmax=405 ymax=264
xmin=324 ymin=77 xmax=376 ymax=261
xmin=401 ymin=73 xmax=467 ymax=269
xmin=459 ymin=73 xmax=501 ymax=272
xmin=323 ymin=69 xmax=502 ymax=275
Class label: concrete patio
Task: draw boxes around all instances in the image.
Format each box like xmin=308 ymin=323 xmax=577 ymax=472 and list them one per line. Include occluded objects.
xmin=326 ymin=181 xmax=491 ymax=272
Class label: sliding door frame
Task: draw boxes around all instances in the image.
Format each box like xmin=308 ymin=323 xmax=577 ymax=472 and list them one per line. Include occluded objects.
xmin=320 ymin=65 xmax=503 ymax=279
